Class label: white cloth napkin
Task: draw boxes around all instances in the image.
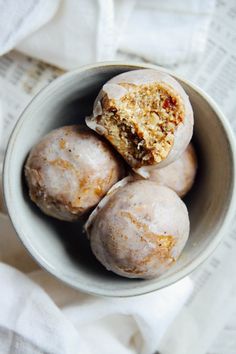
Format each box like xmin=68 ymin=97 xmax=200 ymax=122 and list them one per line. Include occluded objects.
xmin=0 ymin=263 xmax=192 ymax=354
xmin=0 ymin=0 xmax=215 ymax=70
xmin=0 ymin=0 xmax=60 ymax=55
xmin=0 ymin=213 xmax=193 ymax=354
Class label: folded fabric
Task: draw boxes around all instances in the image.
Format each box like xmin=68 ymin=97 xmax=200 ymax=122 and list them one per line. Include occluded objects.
xmin=0 ymin=0 xmax=215 ymax=70
xmin=119 ymin=0 xmax=216 ymax=66
xmin=0 ymin=260 xmax=193 ymax=354
xmin=0 ymin=0 xmax=60 ymax=55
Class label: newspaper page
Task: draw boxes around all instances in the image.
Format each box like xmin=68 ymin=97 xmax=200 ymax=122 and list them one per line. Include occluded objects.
xmin=1 ymin=1 xmax=236 ymax=353
xmin=159 ymin=1 xmax=236 ymax=353
xmin=0 ymin=51 xmax=64 ymax=157
xmin=0 ymin=52 xmax=64 ymax=209
xmin=177 ymin=0 xmax=236 ymax=123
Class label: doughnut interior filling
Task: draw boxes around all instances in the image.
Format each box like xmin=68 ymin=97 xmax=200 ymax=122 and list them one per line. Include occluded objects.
xmin=99 ymin=82 xmax=185 ymax=168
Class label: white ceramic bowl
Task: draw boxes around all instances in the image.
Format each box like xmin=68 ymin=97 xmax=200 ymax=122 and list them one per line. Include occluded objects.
xmin=3 ymin=62 xmax=236 ymax=297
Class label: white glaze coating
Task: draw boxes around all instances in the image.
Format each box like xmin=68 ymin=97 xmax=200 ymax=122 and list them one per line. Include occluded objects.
xmin=86 ymin=179 xmax=190 ymax=279
xmin=86 ymin=69 xmax=194 ymax=178
xmin=133 ymin=143 xmax=197 ymax=197
xmin=25 ymin=125 xmax=124 ymax=221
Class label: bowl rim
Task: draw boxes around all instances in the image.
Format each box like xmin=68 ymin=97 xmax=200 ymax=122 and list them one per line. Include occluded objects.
xmin=3 ymin=61 xmax=236 ymax=297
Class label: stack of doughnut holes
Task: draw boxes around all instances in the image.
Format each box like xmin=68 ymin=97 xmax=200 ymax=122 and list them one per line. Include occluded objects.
xmin=25 ymin=69 xmax=197 ymax=279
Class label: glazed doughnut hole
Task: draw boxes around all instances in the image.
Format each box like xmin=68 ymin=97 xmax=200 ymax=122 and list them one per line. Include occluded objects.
xmin=86 ymin=179 xmax=190 ymax=279
xmin=25 ymin=125 xmax=125 ymax=221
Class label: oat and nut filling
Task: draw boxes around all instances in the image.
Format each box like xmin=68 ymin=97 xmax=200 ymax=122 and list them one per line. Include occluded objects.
xmin=97 ymin=82 xmax=185 ymax=168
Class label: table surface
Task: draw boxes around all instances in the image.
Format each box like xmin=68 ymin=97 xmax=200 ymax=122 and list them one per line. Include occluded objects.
xmin=207 ymin=309 xmax=236 ymax=354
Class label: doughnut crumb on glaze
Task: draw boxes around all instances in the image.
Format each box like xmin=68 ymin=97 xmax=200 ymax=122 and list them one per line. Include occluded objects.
xmin=132 ymin=143 xmax=198 ymax=197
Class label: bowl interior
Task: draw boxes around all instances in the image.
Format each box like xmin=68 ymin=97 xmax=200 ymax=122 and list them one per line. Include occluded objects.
xmin=4 ymin=63 xmax=235 ymax=296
